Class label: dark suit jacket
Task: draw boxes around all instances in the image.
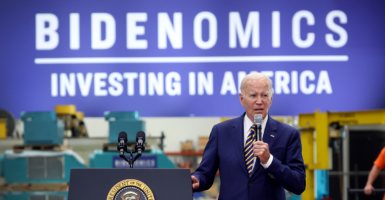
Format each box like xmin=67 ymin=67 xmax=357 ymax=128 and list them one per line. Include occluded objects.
xmin=192 ymin=113 xmax=306 ymax=200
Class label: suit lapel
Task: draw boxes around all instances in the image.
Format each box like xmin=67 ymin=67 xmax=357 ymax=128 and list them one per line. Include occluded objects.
xmin=263 ymin=116 xmax=278 ymax=149
xmin=250 ymin=115 xmax=278 ymax=178
xmin=231 ymin=114 xmax=248 ymax=176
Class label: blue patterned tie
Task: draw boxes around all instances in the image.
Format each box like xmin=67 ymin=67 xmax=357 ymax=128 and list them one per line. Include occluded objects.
xmin=244 ymin=125 xmax=256 ymax=177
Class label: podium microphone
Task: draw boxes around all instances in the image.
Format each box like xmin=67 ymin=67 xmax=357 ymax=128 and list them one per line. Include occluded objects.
xmin=117 ymin=132 xmax=130 ymax=163
xmin=254 ymin=114 xmax=263 ymax=141
xmin=117 ymin=131 xmax=128 ymax=156
xmin=135 ymin=131 xmax=146 ymax=155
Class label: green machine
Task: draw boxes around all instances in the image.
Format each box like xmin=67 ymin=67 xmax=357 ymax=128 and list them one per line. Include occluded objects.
xmin=89 ymin=111 xmax=175 ymax=169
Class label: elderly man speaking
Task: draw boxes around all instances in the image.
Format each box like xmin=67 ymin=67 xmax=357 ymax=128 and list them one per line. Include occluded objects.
xmin=191 ymin=72 xmax=306 ymax=200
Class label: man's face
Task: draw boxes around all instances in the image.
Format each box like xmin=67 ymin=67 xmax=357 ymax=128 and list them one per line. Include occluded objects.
xmin=239 ymin=78 xmax=273 ymax=121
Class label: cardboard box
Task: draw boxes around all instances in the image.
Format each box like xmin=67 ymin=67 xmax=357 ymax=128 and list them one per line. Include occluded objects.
xmin=181 ymin=141 xmax=193 ymax=151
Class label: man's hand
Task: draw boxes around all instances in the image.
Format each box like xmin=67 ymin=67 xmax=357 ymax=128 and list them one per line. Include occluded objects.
xmin=364 ymin=184 xmax=375 ymax=195
xmin=253 ymin=141 xmax=270 ymax=164
xmin=191 ymin=175 xmax=199 ymax=189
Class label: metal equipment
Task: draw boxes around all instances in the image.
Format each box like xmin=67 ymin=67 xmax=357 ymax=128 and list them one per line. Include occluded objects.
xmin=0 ymin=118 xmax=6 ymax=139
xmin=0 ymin=109 xmax=16 ymax=138
xmin=55 ymin=105 xmax=88 ymax=138
xmin=299 ymin=109 xmax=385 ymax=200
xmin=1 ymin=150 xmax=86 ymax=184
xmin=0 ymin=108 xmax=88 ymax=200
xmin=104 ymin=111 xmax=145 ymax=143
xmin=89 ymin=111 xmax=175 ymax=169
xmin=347 ymin=188 xmax=385 ymax=200
xmin=0 ymin=149 xmax=86 ymax=200
xmin=21 ymin=111 xmax=64 ymax=145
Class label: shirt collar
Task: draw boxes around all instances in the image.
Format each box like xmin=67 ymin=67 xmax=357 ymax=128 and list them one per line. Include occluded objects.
xmin=244 ymin=113 xmax=269 ymax=129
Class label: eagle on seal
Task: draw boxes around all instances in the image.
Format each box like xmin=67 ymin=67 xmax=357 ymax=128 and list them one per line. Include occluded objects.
xmin=120 ymin=191 xmax=140 ymax=200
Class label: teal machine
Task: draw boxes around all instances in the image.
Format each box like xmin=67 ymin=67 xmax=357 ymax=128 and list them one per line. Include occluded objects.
xmin=89 ymin=111 xmax=175 ymax=169
xmin=104 ymin=111 xmax=145 ymax=143
xmin=0 ymin=111 xmax=87 ymax=200
xmin=1 ymin=150 xmax=86 ymax=184
xmin=21 ymin=112 xmax=64 ymax=145
xmin=0 ymin=150 xmax=86 ymax=200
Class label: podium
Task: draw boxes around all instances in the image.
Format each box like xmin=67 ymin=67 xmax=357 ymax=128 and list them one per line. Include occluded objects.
xmin=68 ymin=168 xmax=193 ymax=200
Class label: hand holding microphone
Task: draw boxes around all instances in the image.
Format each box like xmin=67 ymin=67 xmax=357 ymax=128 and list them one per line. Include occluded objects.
xmin=254 ymin=114 xmax=262 ymax=141
xmin=253 ymin=114 xmax=270 ymax=164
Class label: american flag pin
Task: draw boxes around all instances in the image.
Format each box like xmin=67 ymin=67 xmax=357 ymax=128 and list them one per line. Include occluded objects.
xmin=270 ymin=135 xmax=275 ymax=138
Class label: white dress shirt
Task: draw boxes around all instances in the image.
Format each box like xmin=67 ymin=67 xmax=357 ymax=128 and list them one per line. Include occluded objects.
xmin=243 ymin=114 xmax=273 ymax=170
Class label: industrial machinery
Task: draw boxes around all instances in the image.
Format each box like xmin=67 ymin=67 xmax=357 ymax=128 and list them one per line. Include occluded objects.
xmin=0 ymin=110 xmax=87 ymax=200
xmin=0 ymin=118 xmax=6 ymax=139
xmin=299 ymin=109 xmax=385 ymax=200
xmin=0 ymin=109 xmax=16 ymax=138
xmin=21 ymin=111 xmax=64 ymax=145
xmin=89 ymin=111 xmax=175 ymax=169
xmin=1 ymin=150 xmax=86 ymax=184
xmin=104 ymin=111 xmax=145 ymax=143
xmin=0 ymin=150 xmax=86 ymax=200
xmin=74 ymin=111 xmax=88 ymax=137
xmin=55 ymin=105 xmax=88 ymax=138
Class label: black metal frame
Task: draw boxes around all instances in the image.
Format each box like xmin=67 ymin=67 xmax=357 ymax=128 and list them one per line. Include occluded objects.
xmin=347 ymin=188 xmax=385 ymax=200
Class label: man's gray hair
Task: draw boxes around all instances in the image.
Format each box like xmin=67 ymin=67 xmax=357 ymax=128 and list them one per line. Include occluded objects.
xmin=240 ymin=72 xmax=274 ymax=95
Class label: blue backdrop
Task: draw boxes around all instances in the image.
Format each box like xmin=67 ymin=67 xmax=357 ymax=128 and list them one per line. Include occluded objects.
xmin=0 ymin=0 xmax=384 ymax=117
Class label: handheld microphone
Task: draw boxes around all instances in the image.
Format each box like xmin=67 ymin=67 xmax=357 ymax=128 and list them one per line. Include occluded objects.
xmin=254 ymin=114 xmax=263 ymax=141
xmin=135 ymin=131 xmax=146 ymax=154
xmin=117 ymin=131 xmax=128 ymax=156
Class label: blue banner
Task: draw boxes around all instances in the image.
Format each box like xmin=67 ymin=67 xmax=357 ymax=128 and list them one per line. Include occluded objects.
xmin=0 ymin=0 xmax=384 ymax=117
xmin=113 ymin=155 xmax=157 ymax=168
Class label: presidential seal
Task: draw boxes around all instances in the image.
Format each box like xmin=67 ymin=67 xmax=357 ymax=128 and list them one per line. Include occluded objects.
xmin=107 ymin=179 xmax=155 ymax=200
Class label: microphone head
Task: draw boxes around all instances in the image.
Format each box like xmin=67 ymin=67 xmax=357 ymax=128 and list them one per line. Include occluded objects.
xmin=136 ymin=131 xmax=146 ymax=142
xmin=118 ymin=131 xmax=127 ymax=142
xmin=254 ymin=114 xmax=263 ymax=125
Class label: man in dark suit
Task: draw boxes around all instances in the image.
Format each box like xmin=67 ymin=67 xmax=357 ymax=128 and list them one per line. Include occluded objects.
xmin=191 ymin=72 xmax=306 ymax=200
